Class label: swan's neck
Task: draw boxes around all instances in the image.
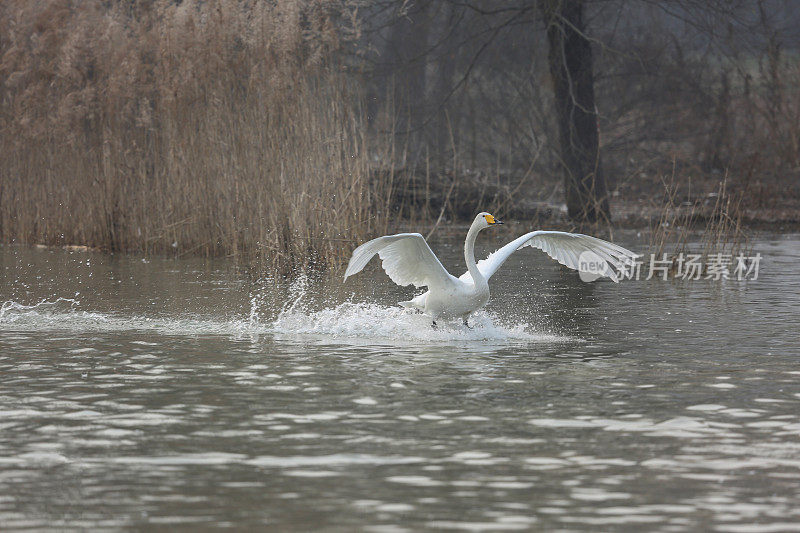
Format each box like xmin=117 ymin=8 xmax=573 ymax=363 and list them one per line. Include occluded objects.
xmin=465 ymin=223 xmax=485 ymax=285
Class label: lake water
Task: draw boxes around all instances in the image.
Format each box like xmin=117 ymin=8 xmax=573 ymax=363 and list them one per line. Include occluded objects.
xmin=1 ymin=232 xmax=799 ymax=531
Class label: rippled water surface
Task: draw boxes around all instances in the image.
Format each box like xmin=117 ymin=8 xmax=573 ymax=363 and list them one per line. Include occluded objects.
xmin=2 ymin=234 xmax=799 ymax=531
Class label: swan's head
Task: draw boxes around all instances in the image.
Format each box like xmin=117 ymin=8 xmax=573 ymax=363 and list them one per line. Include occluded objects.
xmin=475 ymin=212 xmax=503 ymax=230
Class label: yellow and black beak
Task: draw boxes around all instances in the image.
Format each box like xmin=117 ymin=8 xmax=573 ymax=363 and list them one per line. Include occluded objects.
xmin=485 ymin=214 xmax=503 ymax=225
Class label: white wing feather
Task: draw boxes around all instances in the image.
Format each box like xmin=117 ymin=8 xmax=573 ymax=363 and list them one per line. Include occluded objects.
xmin=459 ymin=230 xmax=639 ymax=283
xmin=344 ymin=233 xmax=453 ymax=289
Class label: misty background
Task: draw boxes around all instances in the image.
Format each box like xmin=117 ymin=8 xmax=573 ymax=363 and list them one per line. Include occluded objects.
xmin=1 ymin=0 xmax=798 ymax=271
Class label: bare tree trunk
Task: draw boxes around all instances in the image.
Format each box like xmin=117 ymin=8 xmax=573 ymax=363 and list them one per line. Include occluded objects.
xmin=433 ymin=1 xmax=456 ymax=172
xmin=542 ymin=0 xmax=610 ymax=223
xmin=386 ymin=1 xmax=431 ymax=165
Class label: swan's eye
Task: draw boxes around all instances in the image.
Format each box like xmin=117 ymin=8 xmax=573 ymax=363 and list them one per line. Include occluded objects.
xmin=484 ymin=214 xmax=496 ymax=224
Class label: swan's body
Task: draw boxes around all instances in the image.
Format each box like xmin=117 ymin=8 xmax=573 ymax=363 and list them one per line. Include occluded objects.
xmin=344 ymin=212 xmax=638 ymax=325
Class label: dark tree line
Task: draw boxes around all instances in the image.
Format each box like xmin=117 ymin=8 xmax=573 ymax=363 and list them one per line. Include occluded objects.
xmin=354 ymin=0 xmax=800 ymax=222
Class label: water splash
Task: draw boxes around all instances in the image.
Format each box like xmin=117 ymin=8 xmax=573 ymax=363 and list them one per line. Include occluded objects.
xmin=270 ymin=279 xmax=569 ymax=343
xmin=0 ymin=297 xmax=97 ymax=325
xmin=0 ymin=297 xmax=263 ymax=337
xmin=273 ymin=301 xmax=554 ymax=342
xmin=2 ymin=275 xmax=570 ymax=344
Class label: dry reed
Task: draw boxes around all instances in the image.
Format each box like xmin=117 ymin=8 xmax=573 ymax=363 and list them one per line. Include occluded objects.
xmin=0 ymin=0 xmax=395 ymax=275
xmin=648 ymin=171 xmax=749 ymax=272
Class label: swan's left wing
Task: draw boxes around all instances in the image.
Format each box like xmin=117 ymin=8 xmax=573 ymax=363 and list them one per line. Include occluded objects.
xmin=344 ymin=233 xmax=453 ymax=289
xmin=460 ymin=231 xmax=639 ymax=283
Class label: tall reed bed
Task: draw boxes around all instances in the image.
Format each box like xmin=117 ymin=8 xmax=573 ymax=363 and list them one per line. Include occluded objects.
xmin=0 ymin=1 xmax=395 ymax=274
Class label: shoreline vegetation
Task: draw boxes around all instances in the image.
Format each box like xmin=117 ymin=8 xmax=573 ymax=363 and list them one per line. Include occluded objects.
xmin=0 ymin=1 xmax=398 ymax=275
xmin=2 ymin=1 xmax=799 ymax=276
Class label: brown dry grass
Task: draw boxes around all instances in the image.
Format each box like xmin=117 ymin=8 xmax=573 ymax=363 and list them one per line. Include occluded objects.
xmin=0 ymin=0 xmax=395 ymax=275
xmin=648 ymin=170 xmax=749 ymax=269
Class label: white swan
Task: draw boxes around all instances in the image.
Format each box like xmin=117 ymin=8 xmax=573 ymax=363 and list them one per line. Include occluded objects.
xmin=344 ymin=212 xmax=639 ymax=326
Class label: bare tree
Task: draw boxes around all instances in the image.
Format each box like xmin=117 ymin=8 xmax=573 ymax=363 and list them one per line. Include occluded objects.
xmin=542 ymin=0 xmax=609 ymax=222
xmin=359 ymin=0 xmax=800 ymax=221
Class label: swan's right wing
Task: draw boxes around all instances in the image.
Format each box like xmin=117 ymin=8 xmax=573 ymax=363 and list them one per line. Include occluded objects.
xmin=344 ymin=233 xmax=453 ymax=289
xmin=460 ymin=230 xmax=639 ymax=283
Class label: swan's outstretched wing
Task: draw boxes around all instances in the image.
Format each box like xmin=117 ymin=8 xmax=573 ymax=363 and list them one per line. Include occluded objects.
xmin=344 ymin=233 xmax=453 ymax=288
xmin=460 ymin=231 xmax=639 ymax=283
